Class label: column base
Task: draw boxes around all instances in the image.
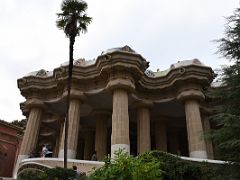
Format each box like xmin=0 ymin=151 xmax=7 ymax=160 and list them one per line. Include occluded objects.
xmin=13 ymin=154 xmax=29 ymax=178
xmin=111 ymin=144 xmax=130 ymax=158
xmin=190 ymin=150 xmax=207 ymax=159
xmin=58 ymin=149 xmax=76 ymax=159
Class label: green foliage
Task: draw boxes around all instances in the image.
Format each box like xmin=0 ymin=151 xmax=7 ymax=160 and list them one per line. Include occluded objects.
xmin=56 ymin=0 xmax=92 ymax=37
xmin=10 ymin=119 xmax=25 ymax=136
xmin=208 ymin=7 xmax=240 ymax=164
xmin=89 ymin=150 xmax=163 ymax=180
xmin=17 ymin=151 xmax=238 ymax=180
xmin=11 ymin=119 xmax=26 ymax=130
xmin=216 ymin=8 xmax=240 ymax=61
xmin=89 ymin=151 xmax=237 ymax=180
xmin=150 ymin=151 xmax=240 ymax=179
xmin=18 ymin=167 xmax=77 ymax=180
xmin=150 ymin=151 xmax=215 ymax=180
xmin=44 ymin=167 xmax=76 ymax=180
xmin=18 ymin=170 xmax=47 ymax=180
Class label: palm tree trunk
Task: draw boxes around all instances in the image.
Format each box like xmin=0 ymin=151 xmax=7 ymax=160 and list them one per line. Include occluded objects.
xmin=64 ymin=35 xmax=75 ymax=168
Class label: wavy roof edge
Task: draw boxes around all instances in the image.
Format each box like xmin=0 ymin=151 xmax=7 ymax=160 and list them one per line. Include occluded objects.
xmin=23 ymin=46 xmax=209 ymax=78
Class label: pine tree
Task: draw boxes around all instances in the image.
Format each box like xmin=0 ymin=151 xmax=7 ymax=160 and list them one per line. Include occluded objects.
xmin=210 ymin=7 xmax=240 ymax=162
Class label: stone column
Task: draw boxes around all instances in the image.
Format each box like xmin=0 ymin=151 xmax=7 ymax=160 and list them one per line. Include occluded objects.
xmin=13 ymin=99 xmax=44 ymax=177
xmin=178 ymin=89 xmax=207 ymax=159
xmin=58 ymin=98 xmax=81 ymax=159
xmin=94 ymin=110 xmax=110 ymax=160
xmin=53 ymin=118 xmax=64 ymax=157
xmin=135 ymin=101 xmax=152 ymax=154
xmin=84 ymin=129 xmax=95 ymax=160
xmin=58 ymin=90 xmax=86 ymax=159
xmin=111 ymin=89 xmax=129 ymax=156
xmin=107 ymin=78 xmax=135 ymax=157
xmin=202 ymin=115 xmax=214 ymax=159
xmin=155 ymin=119 xmax=167 ymax=152
xmin=169 ymin=130 xmax=180 ymax=155
xmin=78 ymin=139 xmax=84 ymax=159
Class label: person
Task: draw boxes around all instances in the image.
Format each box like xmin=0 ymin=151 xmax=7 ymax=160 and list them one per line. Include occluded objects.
xmin=73 ymin=165 xmax=81 ymax=180
xmin=91 ymin=150 xmax=97 ymax=161
xmin=45 ymin=146 xmax=53 ymax=157
xmin=41 ymin=144 xmax=48 ymax=157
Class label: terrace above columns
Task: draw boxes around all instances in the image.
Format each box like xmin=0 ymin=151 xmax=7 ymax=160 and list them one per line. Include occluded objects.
xmin=106 ymin=78 xmax=135 ymax=93
xmin=25 ymin=98 xmax=47 ymax=110
xmin=177 ymin=89 xmax=205 ymax=102
xmin=62 ymin=89 xmax=86 ymax=102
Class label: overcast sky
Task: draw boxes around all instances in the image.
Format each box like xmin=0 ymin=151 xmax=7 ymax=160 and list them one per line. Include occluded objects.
xmin=0 ymin=0 xmax=239 ymax=122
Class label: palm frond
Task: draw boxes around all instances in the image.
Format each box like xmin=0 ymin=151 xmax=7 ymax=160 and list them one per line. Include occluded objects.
xmin=56 ymin=0 xmax=92 ymax=37
xmin=61 ymin=0 xmax=88 ymax=14
xmin=77 ymin=14 xmax=92 ymax=33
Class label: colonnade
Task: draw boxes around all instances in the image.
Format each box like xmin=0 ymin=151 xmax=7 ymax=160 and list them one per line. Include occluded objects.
xmin=16 ymin=83 xmax=214 ymax=168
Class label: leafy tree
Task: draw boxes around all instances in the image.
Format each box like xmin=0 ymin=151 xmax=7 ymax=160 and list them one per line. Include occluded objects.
xmin=56 ymin=0 xmax=92 ymax=168
xmin=11 ymin=119 xmax=26 ymax=129
xmin=10 ymin=119 xmax=26 ymax=136
xmin=209 ymin=7 xmax=240 ymax=162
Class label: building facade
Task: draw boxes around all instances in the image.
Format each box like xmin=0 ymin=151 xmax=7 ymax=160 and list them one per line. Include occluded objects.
xmin=15 ymin=46 xmax=214 ymax=174
xmin=0 ymin=120 xmax=22 ymax=177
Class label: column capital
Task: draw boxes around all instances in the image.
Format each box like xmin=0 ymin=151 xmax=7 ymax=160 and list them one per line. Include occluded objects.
xmin=106 ymin=78 xmax=135 ymax=93
xmin=132 ymin=100 xmax=153 ymax=109
xmin=177 ymin=89 xmax=205 ymax=102
xmin=62 ymin=89 xmax=86 ymax=102
xmin=25 ymin=98 xmax=46 ymax=110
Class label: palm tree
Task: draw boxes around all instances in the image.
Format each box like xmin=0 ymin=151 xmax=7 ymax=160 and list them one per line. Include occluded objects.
xmin=56 ymin=0 xmax=92 ymax=168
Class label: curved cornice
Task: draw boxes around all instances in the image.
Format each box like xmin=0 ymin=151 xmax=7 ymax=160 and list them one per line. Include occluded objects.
xmin=18 ymin=51 xmax=147 ymax=94
xmin=17 ymin=50 xmax=214 ymax=104
xmin=138 ymin=65 xmax=213 ymax=90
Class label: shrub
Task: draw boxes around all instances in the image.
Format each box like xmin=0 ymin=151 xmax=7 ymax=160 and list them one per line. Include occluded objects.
xmin=17 ymin=167 xmax=76 ymax=180
xmin=18 ymin=169 xmax=47 ymax=180
xmin=90 ymin=150 xmax=236 ymax=180
xmin=44 ymin=167 xmax=76 ymax=180
xmin=89 ymin=150 xmax=163 ymax=180
xmin=149 ymin=151 xmax=237 ymax=180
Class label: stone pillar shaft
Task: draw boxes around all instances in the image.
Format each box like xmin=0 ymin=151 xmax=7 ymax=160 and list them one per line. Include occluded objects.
xmin=137 ymin=107 xmax=151 ymax=154
xmin=169 ymin=131 xmax=180 ymax=155
xmin=13 ymin=107 xmax=42 ymax=178
xmin=185 ymin=99 xmax=207 ymax=158
xmin=20 ymin=107 xmax=42 ymax=155
xmin=111 ymin=89 xmax=130 ymax=156
xmin=202 ymin=116 xmax=214 ymax=159
xmin=59 ymin=99 xmax=81 ymax=158
xmin=95 ymin=114 xmax=108 ymax=160
xmin=155 ymin=120 xmax=167 ymax=151
xmin=84 ymin=130 xmax=95 ymax=160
